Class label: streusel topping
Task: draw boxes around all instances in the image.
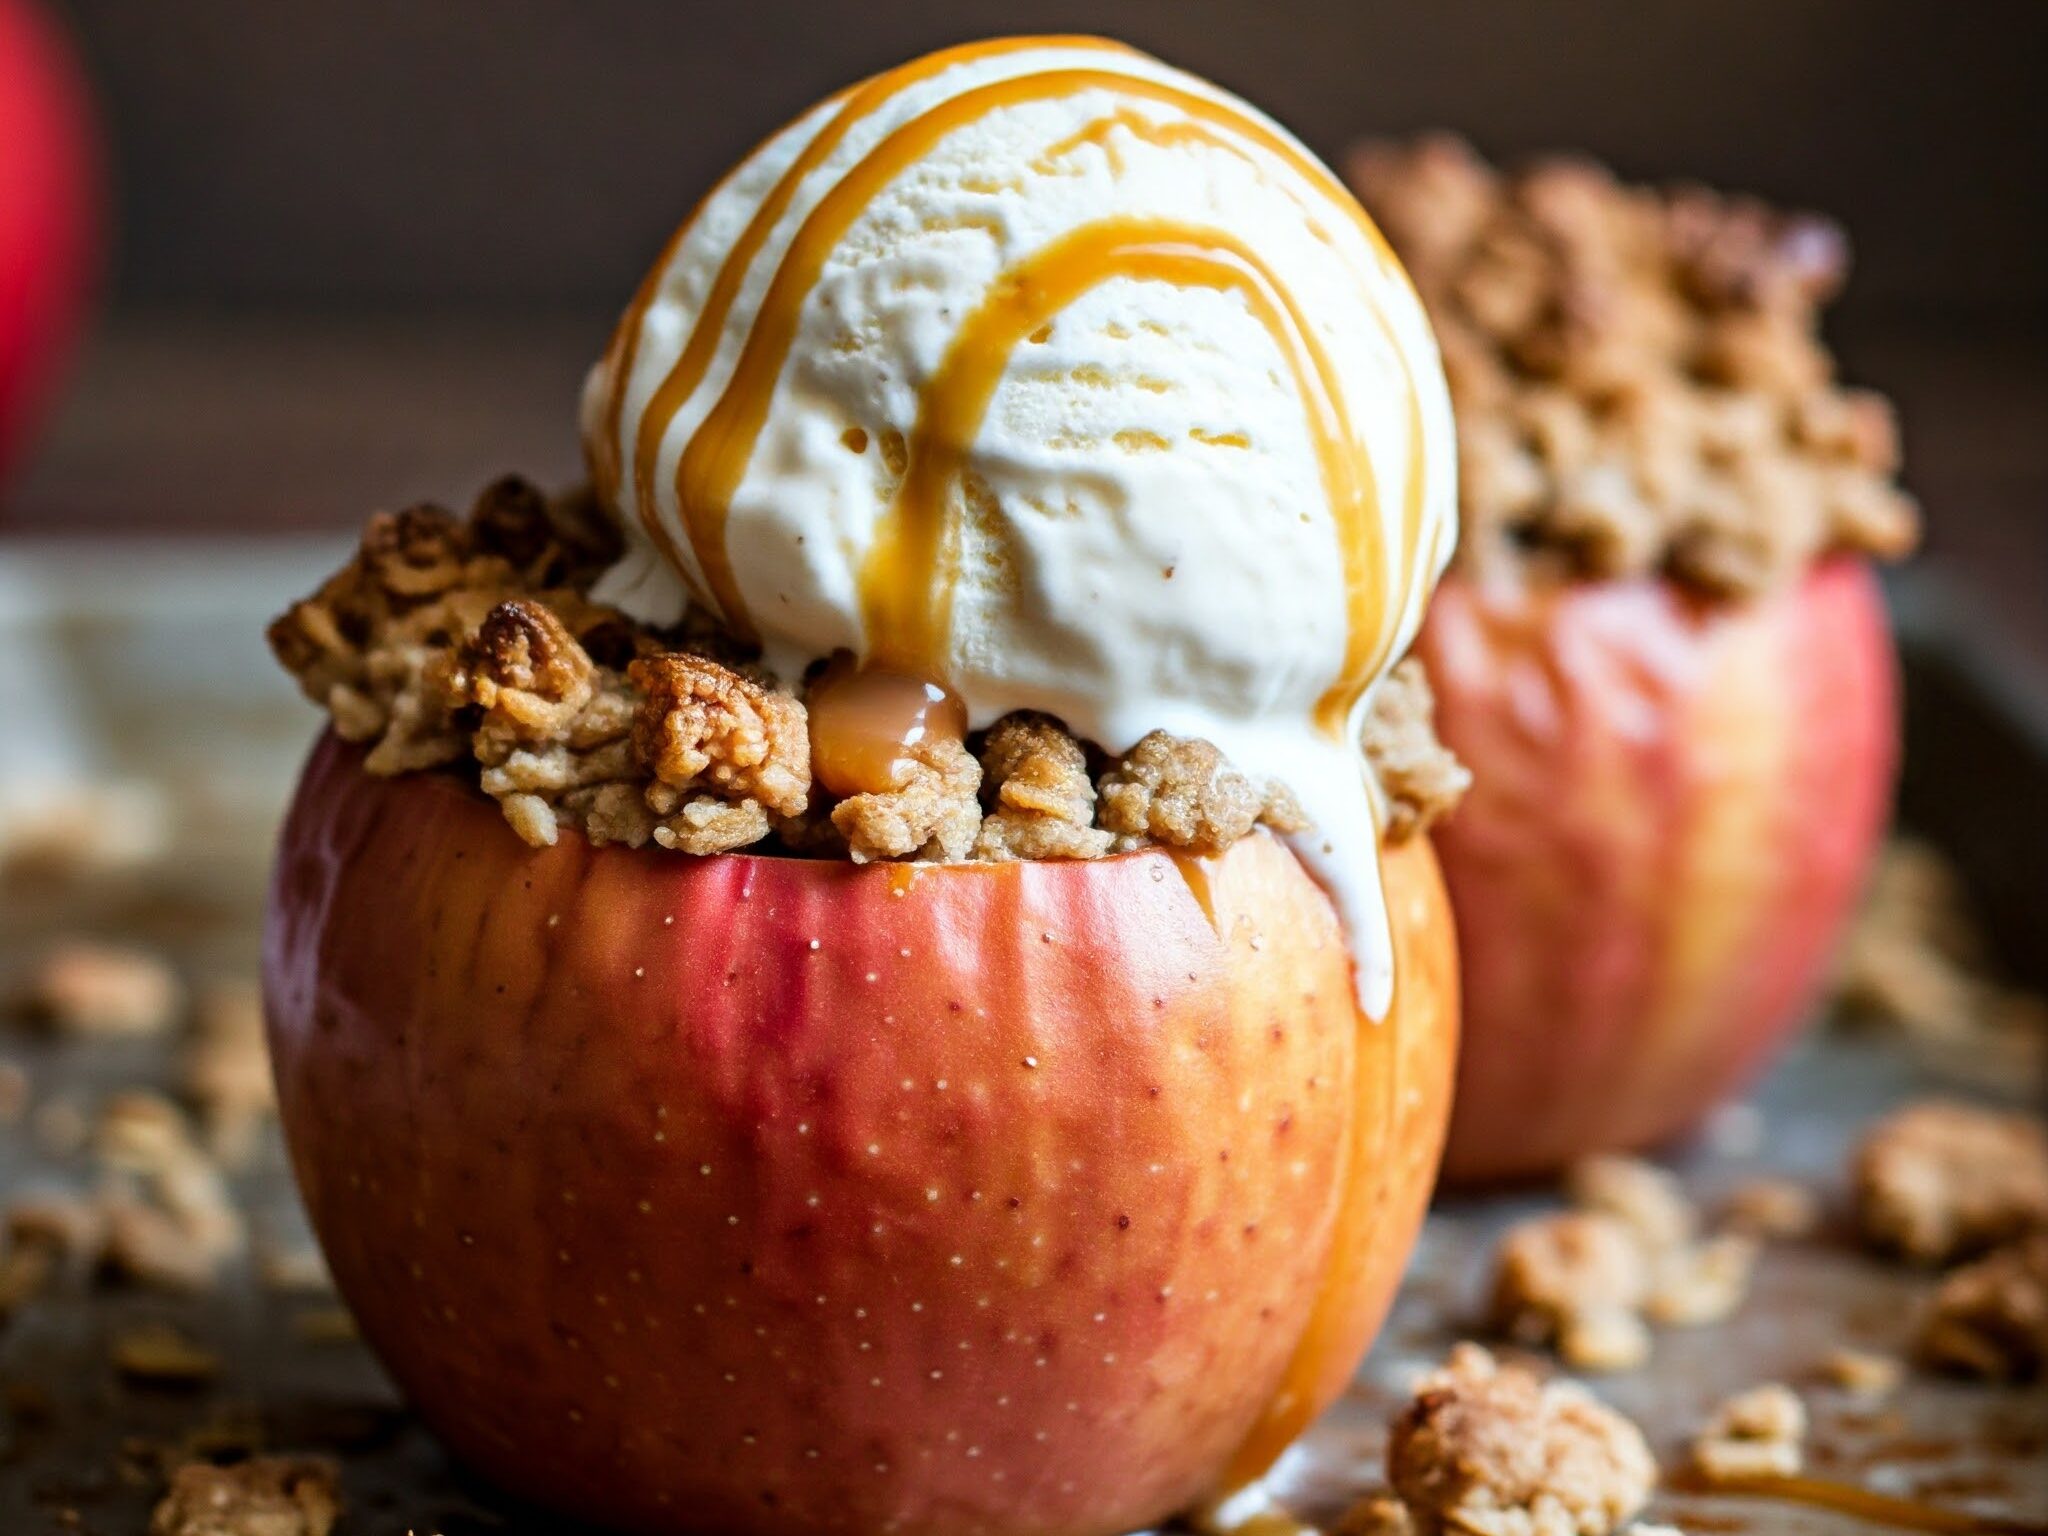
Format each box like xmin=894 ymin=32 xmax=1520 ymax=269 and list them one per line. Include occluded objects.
xmin=1348 ymin=135 xmax=1918 ymax=598
xmin=270 ymin=477 xmax=1465 ymax=862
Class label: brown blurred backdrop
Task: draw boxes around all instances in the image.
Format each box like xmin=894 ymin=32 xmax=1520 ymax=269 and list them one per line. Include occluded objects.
xmin=55 ymin=0 xmax=2048 ymax=315
xmin=12 ymin=0 xmax=2046 ymax=665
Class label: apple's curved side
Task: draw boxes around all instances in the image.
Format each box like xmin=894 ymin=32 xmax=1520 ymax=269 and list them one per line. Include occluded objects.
xmin=1419 ymin=559 xmax=1896 ymax=1184
xmin=264 ymin=735 xmax=1456 ymax=1536
xmin=0 ymin=0 xmax=99 ymax=483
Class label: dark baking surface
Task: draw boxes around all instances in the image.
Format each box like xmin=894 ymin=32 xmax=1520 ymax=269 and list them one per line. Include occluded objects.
xmin=0 ymin=620 xmax=2042 ymax=1535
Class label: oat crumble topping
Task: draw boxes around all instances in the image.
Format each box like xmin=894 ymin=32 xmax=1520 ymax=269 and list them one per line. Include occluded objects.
xmin=148 ymin=1454 xmax=340 ymax=1536
xmin=269 ymin=477 xmax=1465 ymax=861
xmin=1916 ymin=1232 xmax=2048 ymax=1381
xmin=1348 ymin=136 xmax=1918 ymax=598
xmin=1383 ymin=1343 xmax=1657 ymax=1536
xmin=1851 ymin=1100 xmax=2048 ymax=1265
xmin=1689 ymin=1383 xmax=1807 ymax=1484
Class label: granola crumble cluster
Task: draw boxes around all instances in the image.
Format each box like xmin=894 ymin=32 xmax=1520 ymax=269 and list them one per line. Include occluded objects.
xmin=1349 ymin=136 xmax=1918 ymax=598
xmin=1488 ymin=1154 xmax=1765 ymax=1373
xmin=1376 ymin=1344 xmax=1656 ymax=1536
xmin=1850 ymin=1100 xmax=2048 ymax=1265
xmin=269 ymin=477 xmax=1465 ymax=861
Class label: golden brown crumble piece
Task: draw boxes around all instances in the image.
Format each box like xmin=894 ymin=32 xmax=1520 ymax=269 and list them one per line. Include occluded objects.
xmin=20 ymin=940 xmax=182 ymax=1038
xmin=832 ymin=735 xmax=983 ymax=863
xmin=1387 ymin=1344 xmax=1656 ymax=1536
xmin=1852 ymin=1100 xmax=2048 ymax=1265
xmin=1916 ymin=1232 xmax=2048 ymax=1381
xmin=1816 ymin=1346 xmax=1903 ymax=1399
xmin=270 ymin=475 xmax=1465 ymax=863
xmin=1718 ymin=1176 xmax=1821 ymax=1240
xmin=1690 ymin=1383 xmax=1806 ymax=1484
xmin=149 ymin=1454 xmax=340 ymax=1536
xmin=1097 ymin=731 xmax=1295 ymax=852
xmin=184 ymin=980 xmax=276 ymax=1168
xmin=1566 ymin=1156 xmax=1697 ymax=1255
xmin=1348 ymin=135 xmax=1917 ymax=598
xmin=630 ymin=651 xmax=812 ymax=818
xmin=973 ymin=712 xmax=1115 ymax=861
xmin=1362 ymin=659 xmax=1471 ymax=840
xmin=1643 ymin=1233 xmax=1759 ymax=1328
xmin=1489 ymin=1213 xmax=1652 ymax=1374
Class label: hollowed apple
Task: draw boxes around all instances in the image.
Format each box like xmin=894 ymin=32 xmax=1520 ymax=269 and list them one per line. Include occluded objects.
xmin=1417 ymin=558 xmax=1895 ymax=1185
xmin=263 ymin=734 xmax=1457 ymax=1536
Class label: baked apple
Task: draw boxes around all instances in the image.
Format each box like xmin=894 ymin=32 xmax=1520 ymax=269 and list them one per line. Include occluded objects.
xmin=1351 ymin=138 xmax=1914 ymax=1183
xmin=0 ymin=0 xmax=98 ymax=483
xmin=264 ymin=39 xmax=1466 ymax=1536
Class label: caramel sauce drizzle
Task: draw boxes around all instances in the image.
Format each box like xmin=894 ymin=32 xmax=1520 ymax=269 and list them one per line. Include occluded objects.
xmin=631 ymin=51 xmax=1418 ymax=652
xmin=856 ymin=218 xmax=1382 ymax=708
xmin=609 ymin=37 xmax=1137 ymax=588
xmin=1677 ymin=1471 xmax=2048 ymax=1535
xmin=806 ymin=654 xmax=967 ymax=798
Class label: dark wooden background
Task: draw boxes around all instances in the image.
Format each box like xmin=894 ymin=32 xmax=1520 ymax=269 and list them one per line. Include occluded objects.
xmin=10 ymin=0 xmax=2046 ymax=663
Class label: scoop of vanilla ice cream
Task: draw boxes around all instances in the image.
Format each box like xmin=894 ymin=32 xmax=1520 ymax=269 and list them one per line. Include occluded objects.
xmin=582 ymin=36 xmax=1456 ymax=1013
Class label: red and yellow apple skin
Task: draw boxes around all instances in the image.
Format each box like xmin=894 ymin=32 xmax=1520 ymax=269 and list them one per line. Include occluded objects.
xmin=0 ymin=0 xmax=98 ymax=484
xmin=264 ymin=735 xmax=1457 ymax=1536
xmin=1417 ymin=557 xmax=1896 ymax=1185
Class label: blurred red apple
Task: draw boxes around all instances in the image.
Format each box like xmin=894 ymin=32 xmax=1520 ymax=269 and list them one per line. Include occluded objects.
xmin=1417 ymin=558 xmax=1895 ymax=1184
xmin=264 ymin=734 xmax=1457 ymax=1536
xmin=0 ymin=0 xmax=98 ymax=485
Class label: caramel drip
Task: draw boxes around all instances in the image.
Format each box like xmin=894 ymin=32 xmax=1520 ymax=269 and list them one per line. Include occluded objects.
xmin=648 ymin=60 xmax=1409 ymax=638
xmin=806 ymin=656 xmax=967 ymax=798
xmin=1168 ymin=850 xmax=1220 ymax=933
xmin=1677 ymin=1472 xmax=2048 ymax=1535
xmin=856 ymin=218 xmax=1378 ymax=698
xmin=611 ymin=37 xmax=1137 ymax=592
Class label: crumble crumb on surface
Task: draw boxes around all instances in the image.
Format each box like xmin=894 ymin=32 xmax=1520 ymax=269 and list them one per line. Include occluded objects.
xmin=1566 ymin=1157 xmax=1697 ymax=1256
xmin=1690 ymin=1383 xmax=1806 ymax=1483
xmin=1348 ymin=135 xmax=1917 ymax=599
xmin=184 ymin=980 xmax=275 ymax=1168
xmin=148 ymin=1454 xmax=340 ymax=1536
xmin=1718 ymin=1177 xmax=1821 ymax=1240
xmin=20 ymin=940 xmax=182 ymax=1038
xmin=269 ymin=475 xmax=1465 ymax=861
xmin=1490 ymin=1156 xmax=1768 ymax=1371
xmin=1851 ymin=1100 xmax=2048 ymax=1265
xmin=1489 ymin=1212 xmax=1652 ymax=1373
xmin=1916 ymin=1232 xmax=2048 ymax=1381
xmin=1816 ymin=1346 xmax=1903 ymax=1399
xmin=1643 ymin=1234 xmax=1759 ymax=1329
xmin=1385 ymin=1343 xmax=1657 ymax=1536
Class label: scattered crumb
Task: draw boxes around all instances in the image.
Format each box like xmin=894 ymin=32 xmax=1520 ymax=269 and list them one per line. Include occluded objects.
xmin=0 ymin=780 xmax=172 ymax=881
xmin=184 ymin=979 xmax=276 ymax=1166
xmin=149 ymin=1455 xmax=340 ymax=1536
xmin=1385 ymin=1343 xmax=1656 ymax=1536
xmin=1644 ymin=1234 xmax=1759 ymax=1328
xmin=1567 ymin=1157 xmax=1696 ymax=1257
xmin=1817 ymin=1346 xmax=1903 ymax=1399
xmin=1836 ymin=840 xmax=2047 ymax=1081
xmin=1691 ymin=1384 xmax=1806 ymax=1484
xmin=19 ymin=940 xmax=183 ymax=1037
xmin=113 ymin=1322 xmax=220 ymax=1386
xmin=1915 ymin=1232 xmax=2048 ymax=1382
xmin=1488 ymin=1212 xmax=1651 ymax=1373
xmin=1333 ymin=1493 xmax=1414 ymax=1536
xmin=1851 ymin=1100 xmax=2048 ymax=1264
xmin=5 ymin=1094 xmax=244 ymax=1295
xmin=1718 ymin=1177 xmax=1821 ymax=1240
